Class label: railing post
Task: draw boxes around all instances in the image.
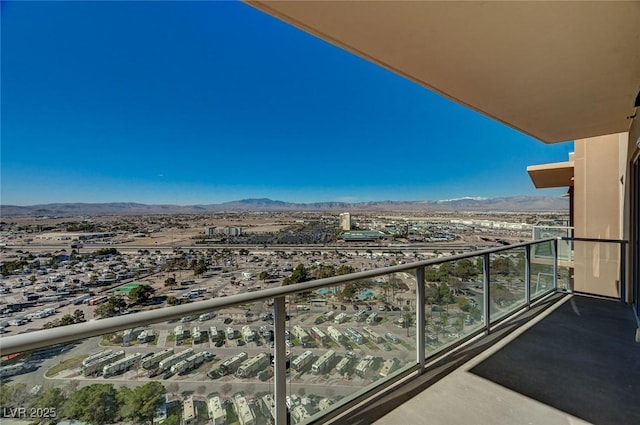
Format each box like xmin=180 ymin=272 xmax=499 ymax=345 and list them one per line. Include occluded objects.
xmin=273 ymin=297 xmax=287 ymax=425
xmin=416 ymin=267 xmax=426 ymax=371
xmin=525 ymin=244 xmax=531 ymax=308
xmin=483 ymin=253 xmax=491 ymax=334
xmin=620 ymin=242 xmax=627 ymax=304
xmin=553 ymin=238 xmax=559 ymax=291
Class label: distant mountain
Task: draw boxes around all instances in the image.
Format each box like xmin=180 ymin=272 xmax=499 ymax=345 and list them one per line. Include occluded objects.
xmin=0 ymin=195 xmax=568 ymax=217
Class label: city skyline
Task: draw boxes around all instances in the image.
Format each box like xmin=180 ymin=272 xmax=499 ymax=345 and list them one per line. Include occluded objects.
xmin=1 ymin=1 xmax=573 ymax=206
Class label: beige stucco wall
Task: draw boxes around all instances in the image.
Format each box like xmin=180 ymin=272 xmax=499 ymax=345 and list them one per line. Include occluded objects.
xmin=573 ymin=133 xmax=626 ymax=297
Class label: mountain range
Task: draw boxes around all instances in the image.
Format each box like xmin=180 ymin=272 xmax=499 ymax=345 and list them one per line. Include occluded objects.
xmin=0 ymin=196 xmax=568 ymax=217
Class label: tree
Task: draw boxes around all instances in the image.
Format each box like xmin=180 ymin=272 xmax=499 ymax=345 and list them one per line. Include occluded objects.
xmin=164 ymin=276 xmax=177 ymax=287
xmin=453 ymin=259 xmax=477 ymax=279
xmin=455 ymin=296 xmax=471 ymax=312
xmin=448 ymin=276 xmax=465 ymax=295
xmin=64 ymin=383 xmax=118 ymax=425
xmin=60 ymin=314 xmax=77 ymax=326
xmin=128 ymin=284 xmax=155 ymax=305
xmin=342 ymin=283 xmax=356 ymax=301
xmin=94 ymin=297 xmax=127 ymax=318
xmin=402 ymin=311 xmax=413 ymax=336
xmin=74 ymin=309 xmax=86 ymax=322
xmin=336 ymin=265 xmax=356 ymax=275
xmin=491 ymin=257 xmax=511 ymax=275
xmin=424 ymin=267 xmax=438 ymax=282
xmin=166 ymin=296 xmax=180 ymax=306
xmin=193 ymin=259 xmax=207 ymax=276
xmin=0 ymin=383 xmax=29 ymax=407
xmin=118 ymin=382 xmax=165 ymax=424
xmin=163 ymin=414 xmax=181 ymax=425
xmin=258 ymin=270 xmax=270 ymax=281
xmin=116 ymin=387 xmax=136 ymax=421
xmin=283 ymin=264 xmax=309 ymax=286
xmin=33 ymin=387 xmax=66 ymax=412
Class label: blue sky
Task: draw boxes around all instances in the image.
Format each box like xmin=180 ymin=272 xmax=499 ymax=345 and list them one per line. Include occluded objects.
xmin=1 ymin=1 xmax=573 ymax=206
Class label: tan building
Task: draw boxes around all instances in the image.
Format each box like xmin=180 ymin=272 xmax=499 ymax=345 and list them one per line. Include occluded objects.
xmin=528 ymin=134 xmax=631 ymax=298
xmin=339 ymin=212 xmax=352 ymax=231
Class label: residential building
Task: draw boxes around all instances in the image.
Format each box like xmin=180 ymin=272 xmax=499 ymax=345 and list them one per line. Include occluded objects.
xmin=339 ymin=212 xmax=352 ymax=231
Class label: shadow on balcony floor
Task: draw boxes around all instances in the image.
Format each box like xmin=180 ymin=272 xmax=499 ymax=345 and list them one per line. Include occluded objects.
xmin=470 ymin=295 xmax=640 ymax=424
xmin=361 ymin=295 xmax=639 ymax=425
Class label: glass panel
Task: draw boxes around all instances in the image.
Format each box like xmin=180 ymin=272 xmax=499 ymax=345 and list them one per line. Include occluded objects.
xmin=285 ymin=270 xmax=416 ymax=423
xmin=530 ymin=240 xmax=557 ymax=296
xmin=424 ymin=257 xmax=484 ymax=354
xmin=489 ymin=247 xmax=527 ymax=322
xmin=573 ymin=240 xmax=621 ymax=299
xmin=0 ymin=301 xmax=273 ymax=425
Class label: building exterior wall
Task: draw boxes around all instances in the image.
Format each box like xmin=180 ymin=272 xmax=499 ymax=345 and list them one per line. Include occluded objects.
xmin=339 ymin=212 xmax=352 ymax=231
xmin=573 ymin=133 xmax=626 ymax=297
xmin=625 ymin=117 xmax=640 ymax=310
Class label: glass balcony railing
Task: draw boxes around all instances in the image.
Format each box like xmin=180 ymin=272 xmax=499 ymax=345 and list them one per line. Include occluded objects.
xmin=557 ymin=237 xmax=628 ymax=301
xmin=2 ymin=236 xmax=626 ymax=425
xmin=532 ymin=225 xmax=573 ymax=262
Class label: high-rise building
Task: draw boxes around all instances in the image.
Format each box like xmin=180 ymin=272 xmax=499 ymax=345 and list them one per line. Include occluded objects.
xmin=339 ymin=212 xmax=352 ymax=231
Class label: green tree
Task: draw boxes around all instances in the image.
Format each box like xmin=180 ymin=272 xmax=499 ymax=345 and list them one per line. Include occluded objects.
xmin=455 ymin=296 xmax=471 ymax=312
xmin=454 ymin=259 xmax=477 ymax=279
xmin=163 ymin=414 xmax=181 ymax=425
xmin=258 ymin=270 xmax=270 ymax=281
xmin=0 ymin=383 xmax=29 ymax=407
xmin=336 ymin=264 xmax=356 ymax=275
xmin=73 ymin=309 xmax=86 ymax=322
xmin=435 ymin=282 xmax=454 ymax=305
xmin=64 ymin=384 xmax=118 ymax=425
xmin=33 ymin=387 xmax=66 ymax=412
xmin=166 ymin=296 xmax=179 ymax=305
xmin=402 ymin=311 xmax=413 ymax=336
xmin=491 ymin=283 xmax=516 ymax=306
xmin=283 ymin=264 xmax=309 ymax=286
xmin=491 ymin=257 xmax=511 ymax=275
xmin=193 ymin=259 xmax=207 ymax=276
xmin=128 ymin=284 xmax=155 ymax=305
xmin=448 ymin=276 xmax=465 ymax=295
xmin=342 ymin=282 xmax=356 ymax=300
xmin=94 ymin=297 xmax=127 ymax=318
xmin=93 ymin=248 xmax=120 ymax=257
xmin=59 ymin=314 xmax=76 ymax=326
xmin=424 ymin=267 xmax=438 ymax=282
xmin=118 ymin=382 xmax=165 ymax=424
xmin=164 ymin=276 xmax=177 ymax=287
xmin=117 ymin=387 xmax=136 ymax=420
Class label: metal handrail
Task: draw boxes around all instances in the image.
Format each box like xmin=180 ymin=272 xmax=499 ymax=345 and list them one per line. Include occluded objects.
xmin=561 ymin=236 xmax=628 ymax=244
xmin=0 ymin=238 xmax=554 ymax=354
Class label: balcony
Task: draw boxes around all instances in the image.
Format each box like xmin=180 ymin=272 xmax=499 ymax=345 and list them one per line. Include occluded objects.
xmin=1 ymin=238 xmax=637 ymax=425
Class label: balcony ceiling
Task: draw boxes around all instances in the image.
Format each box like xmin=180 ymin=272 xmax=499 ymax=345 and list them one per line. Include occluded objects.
xmin=527 ymin=161 xmax=574 ymax=188
xmin=248 ymin=1 xmax=640 ymax=143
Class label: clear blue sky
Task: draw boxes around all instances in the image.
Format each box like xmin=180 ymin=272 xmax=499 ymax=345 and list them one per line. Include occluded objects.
xmin=1 ymin=1 xmax=573 ymax=206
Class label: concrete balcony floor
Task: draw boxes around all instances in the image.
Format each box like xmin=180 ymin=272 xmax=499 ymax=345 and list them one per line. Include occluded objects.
xmin=344 ymin=294 xmax=640 ymax=425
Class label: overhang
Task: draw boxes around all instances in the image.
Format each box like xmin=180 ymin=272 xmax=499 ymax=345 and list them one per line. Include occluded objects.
xmin=248 ymin=1 xmax=640 ymax=143
xmin=527 ymin=161 xmax=574 ymax=189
